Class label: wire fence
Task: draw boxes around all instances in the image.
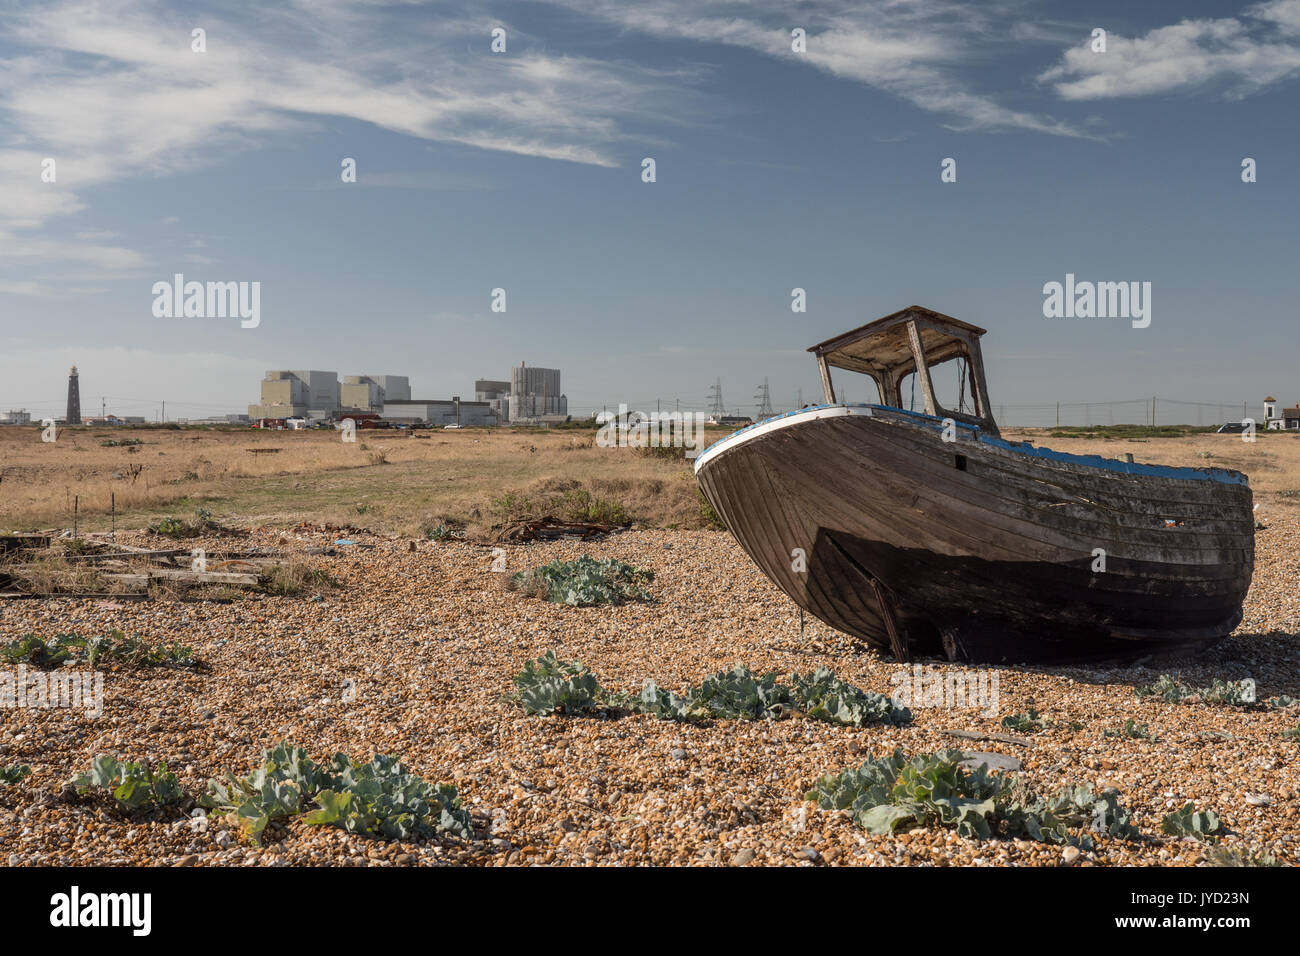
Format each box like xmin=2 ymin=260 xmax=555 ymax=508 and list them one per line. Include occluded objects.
xmin=989 ymin=398 xmax=1264 ymax=429
xmin=573 ymin=397 xmax=1272 ymax=429
xmin=0 ymin=395 xmax=1279 ymax=428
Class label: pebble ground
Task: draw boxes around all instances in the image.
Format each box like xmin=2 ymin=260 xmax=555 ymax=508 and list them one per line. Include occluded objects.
xmin=1 ymin=514 xmax=1297 ymax=867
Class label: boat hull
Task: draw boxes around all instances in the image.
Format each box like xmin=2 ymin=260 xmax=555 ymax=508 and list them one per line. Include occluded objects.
xmin=694 ymin=405 xmax=1254 ymax=663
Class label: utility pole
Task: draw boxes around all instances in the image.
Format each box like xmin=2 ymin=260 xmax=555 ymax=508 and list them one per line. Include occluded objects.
xmin=1055 ymin=402 xmax=1059 ymax=427
xmin=161 ymin=400 xmax=165 ymax=423
xmin=1151 ymin=396 xmax=1156 ymax=427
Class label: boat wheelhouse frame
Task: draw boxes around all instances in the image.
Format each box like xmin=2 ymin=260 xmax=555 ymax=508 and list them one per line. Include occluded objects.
xmin=807 ymin=305 xmax=1000 ymax=438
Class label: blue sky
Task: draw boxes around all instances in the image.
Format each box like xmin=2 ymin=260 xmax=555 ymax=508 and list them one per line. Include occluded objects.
xmin=1 ymin=0 xmax=1298 ymax=425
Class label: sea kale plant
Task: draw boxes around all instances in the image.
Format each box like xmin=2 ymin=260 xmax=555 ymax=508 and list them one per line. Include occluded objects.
xmin=1136 ymin=675 xmax=1256 ymax=706
xmin=201 ymin=742 xmax=327 ymax=844
xmin=1161 ymin=803 xmax=1224 ymax=840
xmin=806 ymin=749 xmax=1005 ymax=839
xmin=1001 ymin=783 xmax=1137 ymax=846
xmin=514 ymin=656 xmax=913 ymax=727
xmin=509 ymin=555 xmax=652 ymax=606
xmin=201 ymin=741 xmax=472 ymax=845
xmin=807 ymin=748 xmax=1137 ymax=849
xmin=71 ymin=756 xmax=184 ymax=812
xmin=80 ymin=630 xmax=197 ymax=669
xmin=0 ymin=765 xmax=31 ymax=785
xmin=686 ymin=665 xmax=794 ymax=720
xmin=148 ymin=509 xmax=222 ymax=538
xmin=622 ymin=680 xmax=705 ymax=722
xmin=1000 ymin=709 xmax=1049 ymax=733
xmin=1104 ymin=718 xmax=1151 ymax=739
xmin=302 ymin=754 xmax=472 ymax=841
xmin=513 ymin=650 xmax=604 ymax=716
xmin=791 ymin=667 xmax=912 ymax=727
xmin=0 ymin=631 xmax=196 ymax=670
xmin=1 ymin=634 xmax=79 ymax=668
xmin=1204 ymin=846 xmax=1278 ymax=867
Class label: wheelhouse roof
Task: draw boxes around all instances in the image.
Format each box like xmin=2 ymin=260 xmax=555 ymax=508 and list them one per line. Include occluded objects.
xmin=807 ymin=305 xmax=987 ymax=377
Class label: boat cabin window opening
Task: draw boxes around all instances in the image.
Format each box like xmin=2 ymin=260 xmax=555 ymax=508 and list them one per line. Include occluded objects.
xmin=838 ymin=379 xmax=882 ymax=405
xmin=957 ymin=356 xmax=969 ymax=415
xmin=899 ymin=358 xmax=975 ymax=418
xmin=807 ymin=306 xmax=1002 ymax=438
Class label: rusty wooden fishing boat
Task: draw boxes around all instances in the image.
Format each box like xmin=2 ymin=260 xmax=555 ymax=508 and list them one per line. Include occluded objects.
xmin=693 ymin=306 xmax=1255 ymax=662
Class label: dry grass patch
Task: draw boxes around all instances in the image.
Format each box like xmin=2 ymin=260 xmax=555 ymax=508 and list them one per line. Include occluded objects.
xmin=259 ymin=561 xmax=341 ymax=597
xmin=0 ymin=424 xmax=732 ymax=535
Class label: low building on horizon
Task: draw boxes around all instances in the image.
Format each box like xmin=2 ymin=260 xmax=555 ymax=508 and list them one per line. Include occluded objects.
xmin=380 ymin=398 xmax=494 ymax=427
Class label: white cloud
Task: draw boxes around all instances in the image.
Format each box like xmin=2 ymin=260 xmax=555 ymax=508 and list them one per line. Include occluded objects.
xmin=0 ymin=231 xmax=148 ymax=271
xmin=0 ymin=0 xmax=701 ymax=232
xmin=545 ymin=0 xmax=1090 ymax=137
xmin=0 ymin=0 xmax=712 ymax=296
xmin=1039 ymin=1 xmax=1300 ymax=99
xmin=0 ymin=280 xmax=51 ymax=296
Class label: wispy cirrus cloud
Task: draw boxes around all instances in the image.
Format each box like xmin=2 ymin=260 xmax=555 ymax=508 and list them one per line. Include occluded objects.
xmin=1038 ymin=0 xmax=1300 ymax=99
xmin=8 ymin=0 xmax=1295 ymax=304
xmin=542 ymin=0 xmax=1091 ymax=138
xmin=0 ymin=0 xmax=706 ymax=245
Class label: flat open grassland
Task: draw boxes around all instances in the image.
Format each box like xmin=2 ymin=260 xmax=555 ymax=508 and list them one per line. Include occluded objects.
xmin=0 ymin=424 xmax=731 ymax=536
xmin=0 ymin=423 xmax=1297 ymax=866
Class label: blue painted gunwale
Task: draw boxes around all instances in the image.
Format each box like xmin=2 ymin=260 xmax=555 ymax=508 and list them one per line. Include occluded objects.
xmin=694 ymin=403 xmax=1249 ymax=486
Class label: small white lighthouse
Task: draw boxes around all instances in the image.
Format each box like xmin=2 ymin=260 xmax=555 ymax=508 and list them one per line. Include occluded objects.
xmin=1264 ymin=396 xmax=1280 ymax=430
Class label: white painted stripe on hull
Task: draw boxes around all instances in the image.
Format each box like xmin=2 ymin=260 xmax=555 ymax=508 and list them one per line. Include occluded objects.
xmin=692 ymin=404 xmax=874 ymax=473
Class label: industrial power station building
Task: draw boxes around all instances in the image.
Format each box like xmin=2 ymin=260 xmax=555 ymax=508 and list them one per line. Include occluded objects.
xmin=248 ymin=370 xmax=347 ymax=421
xmin=249 ymin=364 xmax=565 ymax=426
xmin=508 ymin=363 xmax=567 ymax=421
xmin=340 ymin=375 xmax=411 ymax=411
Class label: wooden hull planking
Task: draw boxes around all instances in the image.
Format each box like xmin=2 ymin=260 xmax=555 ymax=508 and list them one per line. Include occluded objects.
xmin=694 ymin=405 xmax=1254 ymax=663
